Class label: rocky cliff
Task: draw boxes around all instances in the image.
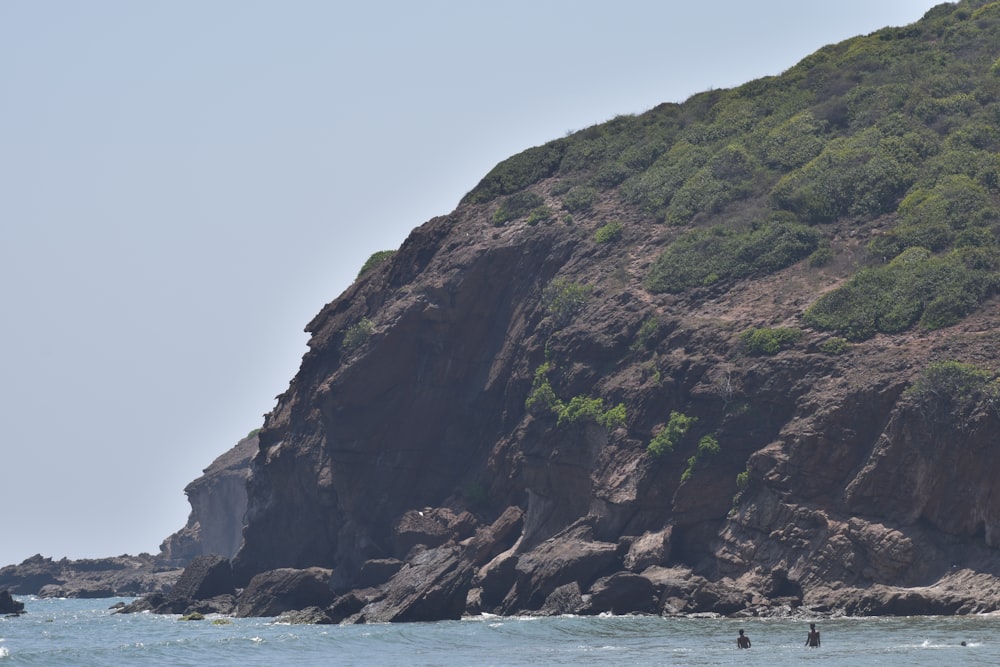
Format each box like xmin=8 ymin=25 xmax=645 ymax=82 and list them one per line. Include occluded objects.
xmin=154 ymin=0 xmax=1000 ymax=620
xmin=160 ymin=432 xmax=257 ymax=564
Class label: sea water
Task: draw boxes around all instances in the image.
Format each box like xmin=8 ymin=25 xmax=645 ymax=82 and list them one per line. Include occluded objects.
xmin=1 ymin=596 xmax=998 ymax=666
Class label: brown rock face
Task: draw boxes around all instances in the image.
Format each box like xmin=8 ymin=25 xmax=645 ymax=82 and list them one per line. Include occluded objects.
xmin=219 ymin=191 xmax=1000 ymax=619
xmin=219 ymin=5 xmax=1000 ymax=620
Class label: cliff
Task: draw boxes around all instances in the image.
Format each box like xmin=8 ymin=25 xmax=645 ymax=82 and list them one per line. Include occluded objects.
xmin=160 ymin=432 xmax=257 ymax=564
xmin=155 ymin=0 xmax=1000 ymax=620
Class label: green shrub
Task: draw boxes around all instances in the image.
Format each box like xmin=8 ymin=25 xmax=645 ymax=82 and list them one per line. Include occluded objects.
xmin=463 ymin=140 xmax=566 ymax=204
xmin=905 ymin=360 xmax=992 ymax=403
xmin=770 ymin=127 xmax=920 ymax=223
xmin=356 ymin=250 xmax=396 ymax=280
xmin=819 ymin=337 xmax=850 ymax=355
xmin=808 ymin=243 xmax=833 ymax=267
xmin=630 ymin=317 xmax=660 ymax=353
xmin=543 ymin=278 xmax=593 ymax=326
xmin=761 ymin=111 xmax=827 ymax=170
xmin=526 ymin=363 xmax=627 ymax=430
xmin=562 ymin=185 xmax=598 ymax=213
xmin=341 ymin=317 xmax=374 ymax=351
xmin=647 ymin=411 xmax=697 ymax=457
xmin=526 ymin=206 xmax=553 ymax=226
xmin=646 ymin=217 xmax=819 ymax=293
xmin=803 ymin=246 xmax=1000 ymax=340
xmin=556 ymin=395 xmax=605 ymax=427
xmin=525 ymin=362 xmax=558 ymax=414
xmin=905 ymin=360 xmax=998 ymax=427
xmin=598 ymin=402 xmax=627 ymax=429
xmin=594 ymin=221 xmax=623 ymax=244
xmin=681 ymin=434 xmax=720 ymax=482
xmin=740 ymin=327 xmax=803 ymax=355
xmin=493 ymin=191 xmax=545 ymax=226
xmin=868 ymin=174 xmax=999 ymax=259
xmin=735 ymin=470 xmax=750 ymax=492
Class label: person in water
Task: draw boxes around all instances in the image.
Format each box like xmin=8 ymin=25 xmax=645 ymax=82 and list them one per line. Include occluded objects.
xmin=737 ymin=629 xmax=751 ymax=649
xmin=806 ymin=623 xmax=821 ymax=648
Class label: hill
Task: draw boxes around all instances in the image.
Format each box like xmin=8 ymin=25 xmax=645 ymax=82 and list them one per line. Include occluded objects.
xmin=139 ymin=0 xmax=1000 ymax=620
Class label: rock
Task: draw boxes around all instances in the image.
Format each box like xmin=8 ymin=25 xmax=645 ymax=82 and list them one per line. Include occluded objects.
xmin=236 ymin=568 xmax=334 ymax=617
xmin=538 ymin=582 xmax=589 ymax=616
xmin=622 ymin=527 xmax=672 ymax=572
xmin=169 ymin=554 xmax=235 ymax=603
xmin=160 ymin=433 xmax=257 ymax=564
xmin=277 ymin=606 xmax=336 ymax=624
xmin=502 ymin=524 xmax=619 ymax=613
xmin=0 ymin=554 xmax=181 ymax=598
xmin=0 ymin=590 xmax=24 ymax=615
xmin=355 ymin=546 xmax=474 ymax=623
xmin=587 ymin=572 xmax=656 ymax=614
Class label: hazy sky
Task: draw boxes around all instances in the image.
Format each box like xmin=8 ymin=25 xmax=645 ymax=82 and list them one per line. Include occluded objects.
xmin=0 ymin=1 xmax=940 ymax=567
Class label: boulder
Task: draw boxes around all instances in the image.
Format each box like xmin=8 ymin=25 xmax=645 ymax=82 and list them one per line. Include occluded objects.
xmin=169 ymin=554 xmax=235 ymax=603
xmin=236 ymin=567 xmax=334 ymax=617
xmin=622 ymin=527 xmax=672 ymax=572
xmin=0 ymin=590 xmax=24 ymax=615
xmin=502 ymin=525 xmax=618 ymax=613
xmin=538 ymin=581 xmax=589 ymax=616
xmin=355 ymin=545 xmax=474 ymax=623
xmin=587 ymin=572 xmax=656 ymax=614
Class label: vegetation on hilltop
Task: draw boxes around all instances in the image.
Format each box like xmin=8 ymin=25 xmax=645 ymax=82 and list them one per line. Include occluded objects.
xmin=462 ymin=0 xmax=1000 ymax=341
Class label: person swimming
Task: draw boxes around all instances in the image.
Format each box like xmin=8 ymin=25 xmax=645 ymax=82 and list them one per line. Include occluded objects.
xmin=737 ymin=629 xmax=751 ymax=649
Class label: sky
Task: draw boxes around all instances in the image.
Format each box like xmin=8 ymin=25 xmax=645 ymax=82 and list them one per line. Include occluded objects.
xmin=0 ymin=0 xmax=942 ymax=567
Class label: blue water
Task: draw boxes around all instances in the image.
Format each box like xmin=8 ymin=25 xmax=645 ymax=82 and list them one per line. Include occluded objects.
xmin=1 ymin=597 xmax=998 ymax=665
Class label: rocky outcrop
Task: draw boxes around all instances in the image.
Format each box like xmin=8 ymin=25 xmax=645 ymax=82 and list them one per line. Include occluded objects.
xmin=0 ymin=590 xmax=24 ymax=615
xmin=0 ymin=554 xmax=181 ymax=598
xmin=160 ymin=432 xmax=257 ymax=564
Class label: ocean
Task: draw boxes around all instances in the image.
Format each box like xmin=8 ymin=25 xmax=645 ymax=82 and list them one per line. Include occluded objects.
xmin=1 ymin=596 xmax=997 ymax=666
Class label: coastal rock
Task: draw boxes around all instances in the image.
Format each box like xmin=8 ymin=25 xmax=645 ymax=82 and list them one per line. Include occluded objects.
xmin=587 ymin=572 xmax=657 ymax=615
xmin=0 ymin=590 xmax=24 ymax=615
xmin=0 ymin=554 xmax=181 ymax=598
xmin=354 ymin=545 xmax=474 ymax=623
xmin=235 ymin=567 xmax=334 ymax=617
xmin=160 ymin=433 xmax=257 ymax=564
xmin=501 ymin=524 xmax=619 ymax=614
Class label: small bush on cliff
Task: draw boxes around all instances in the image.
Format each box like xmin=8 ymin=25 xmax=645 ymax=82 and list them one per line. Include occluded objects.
xmin=341 ymin=317 xmax=374 ymax=352
xmin=562 ymin=185 xmax=598 ymax=213
xmin=905 ymin=359 xmax=999 ymax=426
xmin=525 ymin=362 xmax=559 ymax=414
xmin=543 ymin=278 xmax=593 ymax=327
xmin=526 ymin=363 xmax=626 ymax=429
xmin=357 ymin=250 xmax=396 ymax=280
xmin=493 ymin=191 xmax=545 ymax=226
xmin=680 ymin=434 xmax=720 ymax=482
xmin=556 ymin=395 xmax=627 ymax=429
xmin=740 ymin=327 xmax=802 ymax=355
xmin=526 ymin=206 xmax=553 ymax=226
xmin=647 ymin=411 xmax=697 ymax=457
xmin=630 ymin=316 xmax=660 ymax=353
xmin=819 ymin=337 xmax=850 ymax=355
xmin=594 ymin=221 xmax=623 ymax=244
